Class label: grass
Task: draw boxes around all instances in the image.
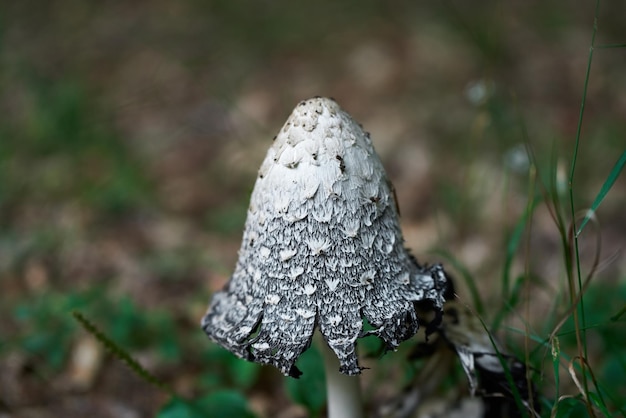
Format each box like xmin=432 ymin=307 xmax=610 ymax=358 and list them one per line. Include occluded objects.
xmin=0 ymin=1 xmax=624 ymax=417
xmin=546 ymin=2 xmax=624 ymax=414
xmin=427 ymin=2 xmax=626 ymax=416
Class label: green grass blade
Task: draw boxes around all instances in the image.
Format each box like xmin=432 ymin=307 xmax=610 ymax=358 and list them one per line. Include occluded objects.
xmin=588 ymin=392 xmax=611 ymax=417
xmin=566 ymin=4 xmax=601 ymax=414
xmin=475 ymin=315 xmax=529 ymax=417
xmin=551 ymin=337 xmax=561 ymax=402
xmin=493 ymin=196 xmax=540 ymax=331
xmin=610 ymin=305 xmax=626 ymax=322
xmin=576 ymin=151 xmax=626 ymax=237
xmin=502 ymin=210 xmax=526 ymax=298
xmin=72 ymin=310 xmax=173 ymax=394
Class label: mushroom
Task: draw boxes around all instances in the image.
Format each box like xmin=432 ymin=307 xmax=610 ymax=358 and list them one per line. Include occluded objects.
xmin=202 ymin=97 xmax=447 ymax=418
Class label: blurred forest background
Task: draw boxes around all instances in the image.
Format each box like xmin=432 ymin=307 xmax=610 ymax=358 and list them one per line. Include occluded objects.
xmin=0 ymin=1 xmax=624 ymax=417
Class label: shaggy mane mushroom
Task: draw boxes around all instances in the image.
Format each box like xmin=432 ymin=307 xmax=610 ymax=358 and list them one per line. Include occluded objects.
xmin=202 ymin=97 xmax=447 ymax=418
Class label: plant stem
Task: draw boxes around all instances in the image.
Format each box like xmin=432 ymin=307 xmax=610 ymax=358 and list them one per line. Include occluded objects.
xmin=316 ymin=333 xmax=364 ymax=418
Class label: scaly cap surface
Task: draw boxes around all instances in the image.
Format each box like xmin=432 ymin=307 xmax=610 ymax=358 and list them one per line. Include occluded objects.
xmin=202 ymin=97 xmax=446 ymax=377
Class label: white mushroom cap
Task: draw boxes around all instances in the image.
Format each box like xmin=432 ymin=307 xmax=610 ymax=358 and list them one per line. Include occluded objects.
xmin=202 ymin=97 xmax=447 ymax=377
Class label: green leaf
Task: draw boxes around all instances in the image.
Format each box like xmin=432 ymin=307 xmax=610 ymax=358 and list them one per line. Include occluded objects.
xmin=157 ymin=392 xmax=256 ymax=418
xmin=286 ymin=345 xmax=327 ymax=416
xmin=157 ymin=397 xmax=200 ymax=418
xmin=577 ymin=151 xmax=626 ymax=236
xmin=197 ymin=391 xmax=257 ymax=418
xmin=230 ymin=357 xmax=261 ymax=389
xmin=199 ymin=345 xmax=261 ymax=390
xmin=554 ymin=397 xmax=588 ymax=418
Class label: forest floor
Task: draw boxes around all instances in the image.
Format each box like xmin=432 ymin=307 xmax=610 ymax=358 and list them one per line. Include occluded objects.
xmin=1 ymin=2 xmax=625 ymax=417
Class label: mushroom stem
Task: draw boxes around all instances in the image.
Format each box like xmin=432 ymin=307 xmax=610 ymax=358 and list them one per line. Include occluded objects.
xmin=317 ymin=333 xmax=364 ymax=418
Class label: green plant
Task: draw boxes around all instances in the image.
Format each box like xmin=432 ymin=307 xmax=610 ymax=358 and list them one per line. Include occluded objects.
xmin=9 ymin=286 xmax=182 ymax=373
xmin=73 ymin=311 xmax=259 ymax=418
xmin=285 ymin=344 xmax=327 ymax=417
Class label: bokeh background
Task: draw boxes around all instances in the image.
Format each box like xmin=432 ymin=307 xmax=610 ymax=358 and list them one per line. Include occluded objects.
xmin=1 ymin=1 xmax=625 ymax=417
